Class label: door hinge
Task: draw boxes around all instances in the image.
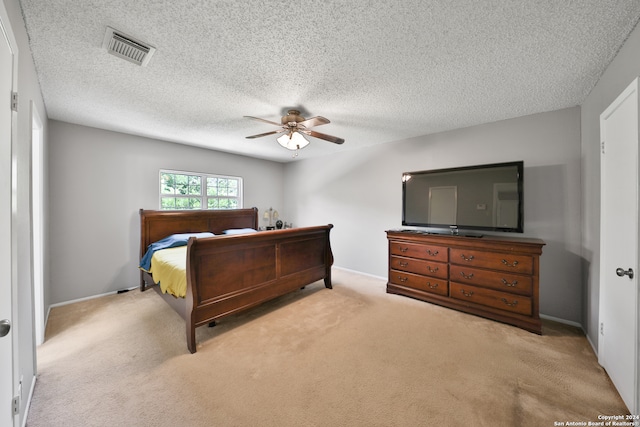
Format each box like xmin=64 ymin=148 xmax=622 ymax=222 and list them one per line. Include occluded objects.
xmin=601 ymin=141 xmax=605 ymax=154
xmin=10 ymin=92 xmax=17 ymax=112
xmin=600 ymin=322 xmax=604 ymax=335
xmin=12 ymin=395 xmax=19 ymax=415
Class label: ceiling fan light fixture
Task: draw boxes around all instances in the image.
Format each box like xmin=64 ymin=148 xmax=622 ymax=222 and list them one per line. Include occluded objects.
xmin=277 ymin=131 xmax=310 ymax=151
xmin=245 ymin=109 xmax=343 ymax=156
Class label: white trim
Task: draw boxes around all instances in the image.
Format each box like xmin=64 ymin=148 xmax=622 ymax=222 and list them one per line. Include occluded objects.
xmin=585 ymin=332 xmax=598 ymax=356
xmin=44 ymin=306 xmax=51 ymax=333
xmin=539 ymin=313 xmax=584 ymax=330
xmin=20 ymin=377 xmax=35 ymax=427
xmin=48 ymin=286 xmax=138 ymax=310
xmin=333 ymin=266 xmax=386 ymax=282
xmin=30 ymin=101 xmax=44 ymax=346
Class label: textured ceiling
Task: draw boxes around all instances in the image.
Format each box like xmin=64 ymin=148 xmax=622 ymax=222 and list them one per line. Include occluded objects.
xmin=19 ymin=0 xmax=640 ymax=162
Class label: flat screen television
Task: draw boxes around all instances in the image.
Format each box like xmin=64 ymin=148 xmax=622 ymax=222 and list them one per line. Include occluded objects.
xmin=402 ymin=161 xmax=524 ymax=234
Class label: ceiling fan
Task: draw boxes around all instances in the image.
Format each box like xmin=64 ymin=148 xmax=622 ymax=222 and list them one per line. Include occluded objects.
xmin=244 ymin=109 xmax=345 ymax=154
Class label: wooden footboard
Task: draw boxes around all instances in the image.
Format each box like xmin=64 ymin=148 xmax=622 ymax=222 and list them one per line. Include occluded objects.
xmin=185 ymin=225 xmax=333 ymax=353
xmin=139 ymin=209 xmax=333 ymax=353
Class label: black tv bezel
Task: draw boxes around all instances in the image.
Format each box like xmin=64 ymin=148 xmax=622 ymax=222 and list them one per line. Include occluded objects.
xmin=401 ymin=161 xmax=524 ymax=233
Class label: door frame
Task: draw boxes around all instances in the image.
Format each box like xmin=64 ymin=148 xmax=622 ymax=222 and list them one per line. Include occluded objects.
xmin=0 ymin=1 xmax=19 ymax=426
xmin=30 ymin=102 xmax=44 ymax=346
xmin=598 ymin=77 xmax=640 ymax=414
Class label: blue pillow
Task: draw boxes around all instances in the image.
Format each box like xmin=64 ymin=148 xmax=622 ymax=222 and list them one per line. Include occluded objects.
xmin=139 ymin=232 xmax=214 ymax=271
xmin=223 ymin=228 xmax=258 ymax=235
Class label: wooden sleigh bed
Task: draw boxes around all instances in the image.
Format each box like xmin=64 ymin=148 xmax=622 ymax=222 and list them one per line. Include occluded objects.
xmin=139 ymin=208 xmax=333 ymax=353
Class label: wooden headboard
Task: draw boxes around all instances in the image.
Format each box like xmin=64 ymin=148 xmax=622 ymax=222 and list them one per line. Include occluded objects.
xmin=139 ymin=208 xmax=259 ymax=257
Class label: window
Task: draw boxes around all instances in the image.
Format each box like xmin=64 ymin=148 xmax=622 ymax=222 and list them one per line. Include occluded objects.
xmin=160 ymin=170 xmax=243 ymax=210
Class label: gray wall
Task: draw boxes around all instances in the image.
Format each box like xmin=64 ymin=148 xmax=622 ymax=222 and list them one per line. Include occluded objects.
xmin=3 ymin=0 xmax=48 ymax=423
xmin=581 ymin=21 xmax=640 ymax=347
xmin=48 ymin=121 xmax=284 ymax=303
xmin=284 ymin=107 xmax=583 ymax=323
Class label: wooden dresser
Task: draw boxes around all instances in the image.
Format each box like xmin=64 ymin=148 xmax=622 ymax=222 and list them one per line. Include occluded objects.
xmin=386 ymin=230 xmax=545 ymax=333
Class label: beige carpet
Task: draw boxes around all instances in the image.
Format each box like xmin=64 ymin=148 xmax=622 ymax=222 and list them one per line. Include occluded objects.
xmin=27 ymin=269 xmax=627 ymax=426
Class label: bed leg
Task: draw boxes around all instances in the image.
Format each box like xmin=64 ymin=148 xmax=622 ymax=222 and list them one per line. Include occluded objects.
xmin=140 ymin=271 xmax=153 ymax=292
xmin=208 ymin=321 xmax=216 ymax=327
xmin=324 ymin=275 xmax=332 ymax=289
xmin=187 ymin=323 xmax=196 ymax=354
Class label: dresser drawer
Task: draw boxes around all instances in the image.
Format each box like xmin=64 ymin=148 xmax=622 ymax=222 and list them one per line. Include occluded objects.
xmin=450 ymin=282 xmax=532 ymax=316
xmin=390 ymin=270 xmax=448 ymax=296
xmin=449 ymin=248 xmax=533 ymax=274
xmin=390 ymin=256 xmax=448 ymax=279
xmin=390 ymin=241 xmax=448 ymax=262
xmin=448 ymin=265 xmax=532 ymax=295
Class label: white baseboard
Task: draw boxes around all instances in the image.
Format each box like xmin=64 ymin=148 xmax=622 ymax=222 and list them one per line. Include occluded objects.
xmin=540 ymin=314 xmax=598 ymax=356
xmin=21 ymin=375 xmax=36 ymax=427
xmin=585 ymin=333 xmax=598 ymax=356
xmin=539 ymin=313 xmax=584 ymax=330
xmin=334 ymin=266 xmax=387 ymax=282
xmin=43 ymin=306 xmax=51 ymax=337
xmin=48 ymin=286 xmax=138 ymax=309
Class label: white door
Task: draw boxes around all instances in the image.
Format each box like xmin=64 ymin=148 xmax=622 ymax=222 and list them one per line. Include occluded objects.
xmin=0 ymin=9 xmax=15 ymax=427
xmin=599 ymin=77 xmax=639 ymax=414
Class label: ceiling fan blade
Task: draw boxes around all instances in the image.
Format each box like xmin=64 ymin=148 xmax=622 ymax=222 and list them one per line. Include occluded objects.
xmin=245 ymin=129 xmax=286 ymax=139
xmin=301 ymin=130 xmax=345 ymax=145
xmin=244 ymin=116 xmax=282 ymax=126
xmin=297 ymin=116 xmax=330 ymax=129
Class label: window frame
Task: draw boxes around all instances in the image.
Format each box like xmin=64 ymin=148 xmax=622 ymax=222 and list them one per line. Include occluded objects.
xmin=159 ymin=169 xmax=243 ymax=210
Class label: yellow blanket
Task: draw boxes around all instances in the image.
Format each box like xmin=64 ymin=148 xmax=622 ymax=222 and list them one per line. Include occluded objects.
xmin=148 ymin=246 xmax=187 ymax=298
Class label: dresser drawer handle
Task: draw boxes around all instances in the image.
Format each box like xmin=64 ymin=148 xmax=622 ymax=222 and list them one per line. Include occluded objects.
xmin=501 ymin=259 xmax=519 ymax=268
xmin=428 ymin=266 xmax=439 ymax=273
xmin=460 ymin=254 xmax=475 ymax=262
xmin=501 ymin=278 xmax=518 ymax=287
xmin=500 ymin=298 xmax=518 ymax=307
xmin=460 ymin=289 xmax=474 ymax=297
xmin=427 ymin=282 xmax=438 ymax=289
xmin=426 ymin=249 xmax=439 ymax=256
xmin=460 ymin=271 xmax=474 ymax=279
xmin=399 ymin=247 xmax=408 ymax=253
xmin=399 ymin=261 xmax=408 ymax=267
xmin=398 ymin=276 xmax=408 ymax=283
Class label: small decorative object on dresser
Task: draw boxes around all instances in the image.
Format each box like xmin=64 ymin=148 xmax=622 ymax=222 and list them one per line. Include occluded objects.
xmin=263 ymin=207 xmax=278 ymax=230
xmin=386 ymin=230 xmax=545 ymax=334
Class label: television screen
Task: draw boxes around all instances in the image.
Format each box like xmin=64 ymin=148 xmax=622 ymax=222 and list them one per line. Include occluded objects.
xmin=402 ymin=161 xmax=524 ymax=233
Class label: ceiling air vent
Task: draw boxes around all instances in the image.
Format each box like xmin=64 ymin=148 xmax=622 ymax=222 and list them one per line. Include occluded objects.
xmin=102 ymin=27 xmax=156 ymax=67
